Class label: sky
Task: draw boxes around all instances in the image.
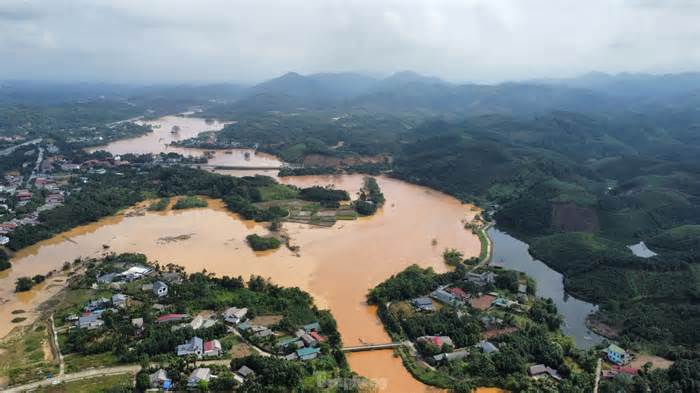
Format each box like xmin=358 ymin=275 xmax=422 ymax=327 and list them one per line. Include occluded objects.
xmin=1 ymin=0 xmax=700 ymax=84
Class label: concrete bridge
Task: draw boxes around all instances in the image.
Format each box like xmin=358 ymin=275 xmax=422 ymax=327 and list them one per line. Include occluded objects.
xmin=192 ymin=164 xmax=283 ymax=171
xmin=341 ymin=342 xmax=403 ymax=352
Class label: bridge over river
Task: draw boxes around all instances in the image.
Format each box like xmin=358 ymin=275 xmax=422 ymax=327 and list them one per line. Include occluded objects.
xmin=341 ymin=342 xmax=404 ymax=352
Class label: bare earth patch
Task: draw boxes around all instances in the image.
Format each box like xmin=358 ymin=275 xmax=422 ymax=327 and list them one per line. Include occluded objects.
xmin=630 ymin=354 xmax=673 ymax=370
xmin=250 ymin=315 xmax=283 ymax=327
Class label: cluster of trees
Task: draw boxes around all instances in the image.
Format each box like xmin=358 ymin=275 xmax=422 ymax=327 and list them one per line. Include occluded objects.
xmin=601 ymin=358 xmax=700 ymax=393
xmin=245 ymin=234 xmax=281 ymax=251
xmin=354 ymin=176 xmax=385 ymax=216
xmin=14 ymin=274 xmax=45 ymax=292
xmin=298 ymin=186 xmax=349 ymax=203
xmin=0 ymin=249 xmax=10 ymax=271
xmin=147 ymin=197 xmax=169 ymax=211
xmin=172 ymin=196 xmax=208 ymax=210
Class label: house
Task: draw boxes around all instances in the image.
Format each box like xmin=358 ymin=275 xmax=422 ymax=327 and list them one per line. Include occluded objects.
xmin=605 ymin=344 xmax=631 ymax=365
xmin=418 ymin=336 xmax=454 ymax=349
xmin=492 ymin=297 xmax=518 ymax=309
xmin=296 ymin=347 xmax=321 ymax=361
xmin=141 ymin=283 xmax=154 ymax=292
xmin=84 ymin=297 xmax=109 ymax=312
xmin=111 ymin=294 xmax=128 ymax=308
xmin=187 ymin=368 xmax=211 ymax=387
xmin=447 ymin=287 xmax=469 ymax=300
xmin=236 ymin=365 xmax=255 ymax=378
xmin=16 ymin=190 xmax=33 ymax=201
xmin=203 ymin=339 xmax=222 ymax=357
xmin=149 ymin=369 xmax=172 ymax=389
xmin=157 ymin=313 xmax=189 ymax=324
xmin=223 ymin=307 xmax=248 ymax=324
xmin=303 ymin=322 xmax=321 ymax=333
xmin=131 ymin=318 xmax=144 ymax=329
xmin=431 ymin=288 xmax=464 ymax=306
xmin=465 ymin=271 xmax=497 ymax=286
xmin=309 ymin=331 xmax=325 ymax=343
xmin=284 ymin=352 xmax=299 ymax=361
xmin=433 ymin=350 xmax=469 ymax=363
xmin=476 ymin=340 xmax=498 ymax=354
xmin=177 ymin=336 xmax=204 ymax=357
xmin=277 ymin=336 xmax=304 ymax=349
xmin=189 ymin=315 xmax=215 ymax=330
xmin=411 ymin=297 xmax=435 ymax=312
xmin=480 ymin=315 xmax=503 ymax=330
xmin=518 ymin=283 xmax=528 ymax=294
xmin=119 ymin=265 xmax=153 ymax=281
xmin=76 ymin=315 xmax=104 ymax=330
xmin=153 ymin=281 xmax=168 ymax=297
xmin=300 ymin=333 xmax=318 ymax=347
xmin=0 ymin=236 xmax=9 ymax=245
xmin=97 ymin=273 xmax=119 ymax=284
xmin=529 ymin=364 xmax=563 ymax=382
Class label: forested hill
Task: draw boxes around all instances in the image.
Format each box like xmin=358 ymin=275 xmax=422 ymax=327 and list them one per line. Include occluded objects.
xmin=392 ymin=109 xmax=700 ymax=355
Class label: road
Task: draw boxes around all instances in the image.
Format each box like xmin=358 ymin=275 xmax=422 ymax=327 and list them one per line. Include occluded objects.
xmin=2 ymin=365 xmax=141 ymax=393
xmin=0 ymin=138 xmax=42 ymax=157
xmin=593 ymin=358 xmax=602 ymax=393
xmin=47 ymin=314 xmax=65 ymax=377
xmin=3 ymin=359 xmax=234 ymax=392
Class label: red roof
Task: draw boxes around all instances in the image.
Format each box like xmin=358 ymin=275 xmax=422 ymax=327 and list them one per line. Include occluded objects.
xmin=426 ymin=336 xmax=442 ymax=347
xmin=156 ymin=313 xmax=186 ymax=323
xmin=310 ymin=331 xmax=325 ymax=342
xmin=448 ymin=287 xmax=468 ymax=298
xmin=203 ymin=341 xmax=215 ymax=352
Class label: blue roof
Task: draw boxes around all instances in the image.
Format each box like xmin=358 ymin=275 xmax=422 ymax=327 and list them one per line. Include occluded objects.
xmin=303 ymin=322 xmax=321 ymax=332
xmin=296 ymin=347 xmax=321 ymax=357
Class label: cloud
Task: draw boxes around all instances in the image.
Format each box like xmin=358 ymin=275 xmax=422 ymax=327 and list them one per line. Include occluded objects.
xmin=0 ymin=0 xmax=699 ymax=83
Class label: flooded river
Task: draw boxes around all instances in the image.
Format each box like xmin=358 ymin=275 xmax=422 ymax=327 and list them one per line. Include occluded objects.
xmin=87 ymin=115 xmax=282 ymax=168
xmin=2 ymin=174 xmax=479 ymax=392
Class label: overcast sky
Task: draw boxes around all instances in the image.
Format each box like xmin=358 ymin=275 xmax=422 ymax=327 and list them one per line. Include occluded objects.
xmin=1 ymin=0 xmax=699 ymax=84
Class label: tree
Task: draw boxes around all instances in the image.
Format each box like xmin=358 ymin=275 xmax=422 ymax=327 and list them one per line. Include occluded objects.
xmin=442 ymin=248 xmax=463 ymax=266
xmin=15 ymin=277 xmax=34 ymax=292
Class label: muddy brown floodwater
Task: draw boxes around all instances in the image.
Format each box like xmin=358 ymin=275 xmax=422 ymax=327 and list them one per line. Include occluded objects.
xmin=1 ymin=174 xmax=482 ymax=392
xmin=6 ymin=115 xmax=492 ymax=392
xmin=86 ymin=115 xmax=282 ymax=168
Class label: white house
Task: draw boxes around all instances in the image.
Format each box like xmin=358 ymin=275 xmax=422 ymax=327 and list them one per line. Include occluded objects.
xmin=153 ymin=281 xmax=168 ymax=297
xmin=223 ymin=307 xmax=248 ymax=324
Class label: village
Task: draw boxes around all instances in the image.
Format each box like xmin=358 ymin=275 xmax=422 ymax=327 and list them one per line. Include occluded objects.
xmin=368 ymin=260 xmax=650 ymax=391
xmin=15 ymin=253 xmax=349 ymax=391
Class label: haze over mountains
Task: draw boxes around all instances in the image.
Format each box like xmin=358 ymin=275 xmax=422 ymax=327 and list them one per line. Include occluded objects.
xmin=4 ymin=70 xmax=700 ymax=119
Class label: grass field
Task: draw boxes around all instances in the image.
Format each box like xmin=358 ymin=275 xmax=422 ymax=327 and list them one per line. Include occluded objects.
xmin=0 ymin=324 xmax=58 ymax=386
xmin=35 ymin=373 xmax=134 ymax=393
